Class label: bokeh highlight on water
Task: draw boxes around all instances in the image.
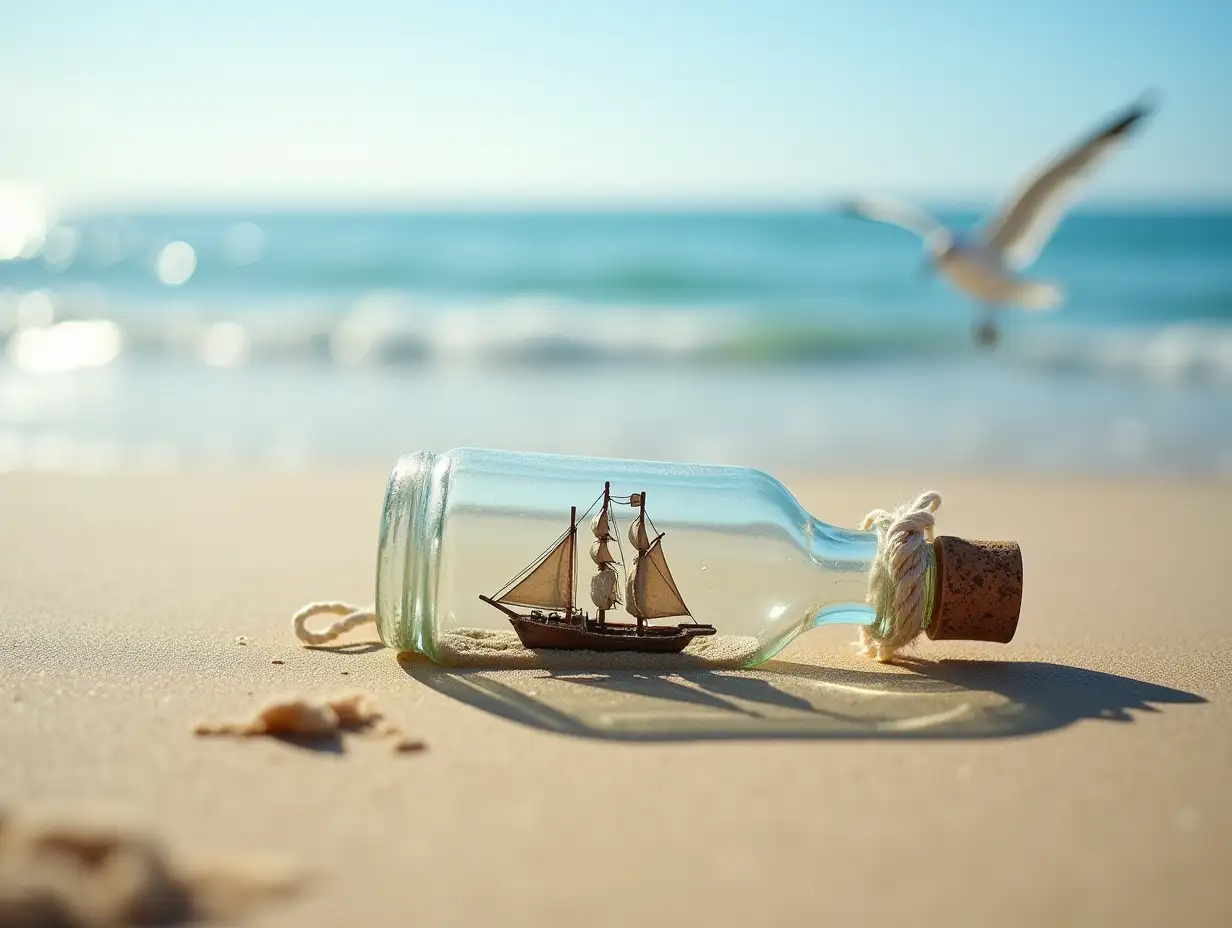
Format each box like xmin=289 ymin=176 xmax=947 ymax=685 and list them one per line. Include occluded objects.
xmin=1 ymin=206 xmax=1230 ymax=474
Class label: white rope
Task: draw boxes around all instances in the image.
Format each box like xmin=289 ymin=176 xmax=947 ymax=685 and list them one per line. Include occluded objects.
xmin=292 ymin=601 xmax=377 ymax=646
xmin=858 ymin=491 xmax=942 ymax=662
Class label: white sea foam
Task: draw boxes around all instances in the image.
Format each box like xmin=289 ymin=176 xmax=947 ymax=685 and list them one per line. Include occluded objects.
xmin=3 ymin=286 xmax=1231 ymax=387
xmin=1016 ymin=324 xmax=1232 ymax=384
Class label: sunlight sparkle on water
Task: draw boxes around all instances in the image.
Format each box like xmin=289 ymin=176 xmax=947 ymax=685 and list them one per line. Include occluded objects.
xmin=7 ymin=320 xmax=122 ymax=373
xmin=156 ymin=241 xmax=197 ymax=285
xmin=0 ymin=184 xmax=48 ymax=262
xmin=199 ymin=321 xmax=250 ymax=367
xmin=40 ymin=226 xmax=80 ymax=270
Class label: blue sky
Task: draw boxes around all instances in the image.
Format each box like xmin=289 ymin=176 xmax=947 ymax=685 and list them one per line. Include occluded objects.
xmin=1 ymin=0 xmax=1229 ymax=209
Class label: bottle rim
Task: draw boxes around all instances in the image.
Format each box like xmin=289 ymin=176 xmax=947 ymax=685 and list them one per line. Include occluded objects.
xmin=375 ymin=450 xmax=448 ymax=654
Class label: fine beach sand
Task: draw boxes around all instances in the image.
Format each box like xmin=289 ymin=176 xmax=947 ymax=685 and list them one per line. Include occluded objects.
xmin=435 ymin=628 xmax=762 ymax=668
xmin=2 ymin=472 xmax=1229 ymax=926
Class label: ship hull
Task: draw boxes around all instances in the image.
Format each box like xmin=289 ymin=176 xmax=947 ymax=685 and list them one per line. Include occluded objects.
xmin=479 ymin=596 xmax=716 ymax=653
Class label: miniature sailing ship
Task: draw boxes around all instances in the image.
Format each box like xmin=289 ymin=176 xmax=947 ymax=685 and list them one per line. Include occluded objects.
xmin=479 ymin=483 xmax=717 ymax=652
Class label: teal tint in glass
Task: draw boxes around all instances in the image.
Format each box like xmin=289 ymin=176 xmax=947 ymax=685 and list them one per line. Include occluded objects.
xmin=376 ymin=448 xmax=906 ymax=668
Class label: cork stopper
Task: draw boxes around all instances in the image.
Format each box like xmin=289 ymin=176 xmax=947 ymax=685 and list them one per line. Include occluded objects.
xmin=926 ymin=536 xmax=1022 ymax=643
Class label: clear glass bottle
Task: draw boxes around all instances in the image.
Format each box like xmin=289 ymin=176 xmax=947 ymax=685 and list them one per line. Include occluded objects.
xmin=375 ymin=448 xmax=1020 ymax=668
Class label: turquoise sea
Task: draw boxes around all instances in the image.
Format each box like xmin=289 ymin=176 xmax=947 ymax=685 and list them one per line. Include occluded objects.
xmin=0 ymin=208 xmax=1229 ymax=473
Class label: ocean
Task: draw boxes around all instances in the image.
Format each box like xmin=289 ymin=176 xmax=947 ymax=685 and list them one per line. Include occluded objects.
xmin=1 ymin=209 xmax=1230 ymax=474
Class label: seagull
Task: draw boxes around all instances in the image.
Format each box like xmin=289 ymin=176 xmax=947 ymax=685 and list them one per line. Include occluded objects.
xmin=842 ymin=97 xmax=1155 ymax=347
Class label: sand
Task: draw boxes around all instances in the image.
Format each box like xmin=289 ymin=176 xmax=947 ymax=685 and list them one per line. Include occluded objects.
xmin=1 ymin=472 xmax=1229 ymax=926
xmin=0 ymin=805 xmax=298 ymax=927
xmin=436 ymin=628 xmax=762 ymax=668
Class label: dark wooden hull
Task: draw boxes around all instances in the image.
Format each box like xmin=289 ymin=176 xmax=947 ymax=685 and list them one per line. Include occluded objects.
xmin=479 ymin=596 xmax=716 ymax=653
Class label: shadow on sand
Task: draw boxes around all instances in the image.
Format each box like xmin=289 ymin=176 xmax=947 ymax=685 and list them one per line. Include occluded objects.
xmin=398 ymin=653 xmax=1204 ymax=741
xmin=267 ymin=732 xmax=347 ymax=754
xmin=304 ymin=641 xmax=386 ymax=656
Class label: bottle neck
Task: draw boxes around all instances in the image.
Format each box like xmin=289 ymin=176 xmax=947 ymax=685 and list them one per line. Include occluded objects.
xmin=804 ymin=518 xmax=937 ymax=636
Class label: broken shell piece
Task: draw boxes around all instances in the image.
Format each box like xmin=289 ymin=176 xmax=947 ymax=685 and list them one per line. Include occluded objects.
xmin=193 ymin=692 xmax=418 ymax=752
xmin=194 ymin=692 xmax=382 ymax=738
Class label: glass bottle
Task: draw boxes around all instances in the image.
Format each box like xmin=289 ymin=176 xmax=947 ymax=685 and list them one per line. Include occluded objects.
xmin=375 ymin=448 xmax=1020 ymax=668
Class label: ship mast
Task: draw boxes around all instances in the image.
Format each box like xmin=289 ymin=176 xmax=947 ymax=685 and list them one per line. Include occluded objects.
xmin=598 ymin=484 xmax=608 ymax=626
xmin=635 ymin=491 xmax=647 ymax=634
xmin=589 ymin=482 xmax=620 ymax=626
xmin=625 ymin=490 xmax=692 ymax=629
xmin=568 ymin=505 xmax=577 ymax=625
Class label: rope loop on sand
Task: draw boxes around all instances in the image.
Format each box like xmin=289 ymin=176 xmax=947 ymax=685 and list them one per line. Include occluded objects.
xmin=858 ymin=491 xmax=942 ymax=662
xmin=292 ymin=602 xmax=377 ymax=646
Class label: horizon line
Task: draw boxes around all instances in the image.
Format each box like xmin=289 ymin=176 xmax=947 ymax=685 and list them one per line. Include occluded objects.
xmin=53 ymin=194 xmax=1232 ymax=219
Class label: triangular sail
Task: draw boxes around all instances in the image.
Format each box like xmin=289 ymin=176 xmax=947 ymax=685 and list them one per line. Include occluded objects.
xmin=498 ymin=531 xmax=574 ymax=611
xmin=591 ymin=509 xmax=609 ymax=539
xmin=626 ymin=537 xmax=690 ymax=620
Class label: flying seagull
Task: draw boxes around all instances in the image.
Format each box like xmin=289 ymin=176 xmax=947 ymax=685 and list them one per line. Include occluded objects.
xmin=842 ymin=97 xmax=1155 ymax=346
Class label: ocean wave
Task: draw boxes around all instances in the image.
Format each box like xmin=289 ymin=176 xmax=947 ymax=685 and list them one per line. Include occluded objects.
xmin=2 ymin=289 xmax=1232 ymax=384
xmin=1012 ymin=324 xmax=1232 ymax=384
xmin=0 ymin=292 xmax=952 ymax=370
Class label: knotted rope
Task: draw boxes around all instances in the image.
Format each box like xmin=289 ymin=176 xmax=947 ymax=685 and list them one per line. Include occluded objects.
xmin=858 ymin=491 xmax=941 ymax=662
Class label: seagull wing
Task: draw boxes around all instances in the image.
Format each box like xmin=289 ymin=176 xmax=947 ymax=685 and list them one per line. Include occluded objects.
xmin=840 ymin=196 xmax=942 ymax=241
xmin=980 ymin=98 xmax=1155 ymax=268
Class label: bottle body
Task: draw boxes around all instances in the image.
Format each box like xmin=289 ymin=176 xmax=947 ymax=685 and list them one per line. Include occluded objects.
xmin=376 ymin=448 xmax=885 ymax=667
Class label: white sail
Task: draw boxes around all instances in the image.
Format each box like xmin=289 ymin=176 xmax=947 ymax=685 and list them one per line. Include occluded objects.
xmin=628 ymin=515 xmax=650 ymax=552
xmin=590 ymin=538 xmax=616 ymax=566
xmin=591 ymin=508 xmax=610 ymax=539
xmin=499 ymin=531 xmax=574 ymax=611
xmin=624 ymin=570 xmax=638 ymax=617
xmin=625 ymin=537 xmax=690 ymax=620
xmin=590 ymin=567 xmax=620 ymax=610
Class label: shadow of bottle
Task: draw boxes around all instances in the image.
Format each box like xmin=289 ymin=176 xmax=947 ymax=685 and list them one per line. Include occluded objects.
xmin=398 ymin=652 xmax=1204 ymax=742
